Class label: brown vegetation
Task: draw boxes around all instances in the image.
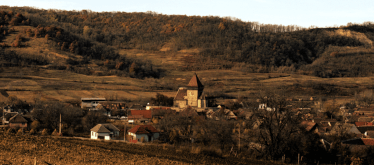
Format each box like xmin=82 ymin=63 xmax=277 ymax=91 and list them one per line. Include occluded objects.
xmin=0 ymin=132 xmax=284 ymax=164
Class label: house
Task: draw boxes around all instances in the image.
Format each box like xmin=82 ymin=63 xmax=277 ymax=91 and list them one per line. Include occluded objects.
xmin=128 ymin=125 xmax=159 ymax=142
xmin=81 ymin=98 xmax=106 ymax=109
xmin=330 ymin=123 xmax=361 ymax=135
xmin=258 ymin=104 xmax=276 ymax=111
xmin=223 ymin=109 xmax=237 ymax=120
xmin=300 ymin=121 xmax=318 ymax=133
xmin=8 ymin=114 xmax=29 ymax=129
xmin=146 ymin=106 xmax=170 ymax=110
xmin=90 ymin=123 xmax=120 ymax=140
xmin=174 ymin=74 xmax=207 ymax=109
xmin=127 ymin=110 xmax=152 ymax=123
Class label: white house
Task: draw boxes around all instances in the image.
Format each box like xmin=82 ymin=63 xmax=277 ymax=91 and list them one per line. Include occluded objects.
xmin=81 ymin=98 xmax=106 ymax=109
xmin=128 ymin=125 xmax=159 ymax=142
xmin=90 ymin=123 xmax=120 ymax=140
xmin=258 ymin=104 xmax=276 ymax=111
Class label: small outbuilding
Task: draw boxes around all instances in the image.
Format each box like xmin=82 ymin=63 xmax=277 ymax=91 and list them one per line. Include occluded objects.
xmin=9 ymin=114 xmax=28 ymax=129
xmin=90 ymin=123 xmax=120 ymax=140
xmin=128 ymin=125 xmax=159 ymax=142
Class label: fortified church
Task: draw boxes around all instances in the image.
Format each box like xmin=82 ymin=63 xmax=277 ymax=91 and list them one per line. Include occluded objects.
xmin=173 ymin=74 xmax=207 ymax=109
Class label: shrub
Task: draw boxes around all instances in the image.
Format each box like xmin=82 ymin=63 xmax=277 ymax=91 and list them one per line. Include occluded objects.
xmin=31 ymin=120 xmax=40 ymax=130
xmin=16 ymin=128 xmax=23 ymax=136
xmin=12 ymin=40 xmax=21 ymax=47
xmin=51 ymin=129 xmax=58 ymax=136
xmin=16 ymin=34 xmax=23 ymax=41
xmin=6 ymin=128 xmax=16 ymax=135
xmin=201 ymin=147 xmax=223 ymax=157
xmin=190 ymin=146 xmax=201 ymax=154
xmin=41 ymin=129 xmax=49 ymax=136
xmin=67 ymin=127 xmax=74 ymax=136
xmin=29 ymin=129 xmax=36 ymax=135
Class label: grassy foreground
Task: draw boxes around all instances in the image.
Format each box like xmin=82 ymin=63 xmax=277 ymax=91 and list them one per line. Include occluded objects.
xmin=0 ymin=131 xmax=286 ymax=165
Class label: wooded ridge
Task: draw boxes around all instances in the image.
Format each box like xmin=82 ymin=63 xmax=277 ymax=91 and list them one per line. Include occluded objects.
xmin=0 ymin=6 xmax=374 ymax=78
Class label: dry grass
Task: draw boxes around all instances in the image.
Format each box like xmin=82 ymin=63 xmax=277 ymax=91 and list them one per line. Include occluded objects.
xmin=0 ymin=133 xmax=191 ymax=165
xmin=0 ymin=66 xmax=373 ymax=103
xmin=4 ymin=25 xmax=76 ymax=65
xmin=327 ymin=29 xmax=373 ymax=46
xmin=1 ymin=28 xmax=373 ymax=104
xmin=0 ymin=133 xmax=283 ymax=165
xmin=119 ymin=49 xmax=193 ymax=69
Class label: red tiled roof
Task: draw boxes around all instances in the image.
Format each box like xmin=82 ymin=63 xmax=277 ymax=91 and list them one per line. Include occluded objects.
xmin=187 ymin=74 xmax=203 ymax=88
xmin=128 ymin=125 xmax=159 ymax=134
xmin=130 ymin=110 xmax=152 ymax=119
xmin=174 ymin=88 xmax=187 ymax=100
xmin=362 ymin=138 xmax=374 ymax=145
xmin=359 ymin=107 xmax=374 ymax=111
xmin=355 ymin=122 xmax=373 ymax=127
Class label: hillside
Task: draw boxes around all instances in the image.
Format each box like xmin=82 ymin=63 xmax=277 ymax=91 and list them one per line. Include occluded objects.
xmin=0 ymin=6 xmax=373 ymax=103
xmin=0 ymin=6 xmax=374 ymax=79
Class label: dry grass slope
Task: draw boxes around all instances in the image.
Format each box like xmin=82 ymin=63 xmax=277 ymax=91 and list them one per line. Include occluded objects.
xmin=0 ymin=133 xmax=285 ymax=165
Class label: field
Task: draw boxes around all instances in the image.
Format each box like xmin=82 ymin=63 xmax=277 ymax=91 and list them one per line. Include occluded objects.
xmin=0 ymin=63 xmax=372 ymax=105
xmin=0 ymin=132 xmax=286 ymax=165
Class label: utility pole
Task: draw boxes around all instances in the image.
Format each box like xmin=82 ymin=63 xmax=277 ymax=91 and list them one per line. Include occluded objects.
xmin=124 ymin=122 xmax=127 ymax=142
xmin=238 ymin=123 xmax=240 ymax=151
xmin=59 ymin=114 xmax=61 ymax=135
xmin=2 ymin=106 xmax=4 ymax=125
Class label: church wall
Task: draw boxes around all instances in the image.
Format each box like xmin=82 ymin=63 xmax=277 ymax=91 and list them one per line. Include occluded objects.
xmin=185 ymin=89 xmax=198 ymax=107
xmin=175 ymin=100 xmax=187 ymax=108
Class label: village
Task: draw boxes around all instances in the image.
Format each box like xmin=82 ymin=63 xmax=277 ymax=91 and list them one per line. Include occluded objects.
xmin=1 ymin=73 xmax=374 ymax=163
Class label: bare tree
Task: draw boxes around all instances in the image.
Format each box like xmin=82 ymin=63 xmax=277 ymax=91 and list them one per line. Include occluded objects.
xmin=252 ymin=89 xmax=303 ymax=160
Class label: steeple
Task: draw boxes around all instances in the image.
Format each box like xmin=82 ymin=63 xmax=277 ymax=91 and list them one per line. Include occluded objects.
xmin=187 ymin=73 xmax=204 ymax=89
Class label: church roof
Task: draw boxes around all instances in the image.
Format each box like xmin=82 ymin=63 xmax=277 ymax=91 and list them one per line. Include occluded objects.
xmin=174 ymin=88 xmax=187 ymax=100
xmin=187 ymin=73 xmax=204 ymax=88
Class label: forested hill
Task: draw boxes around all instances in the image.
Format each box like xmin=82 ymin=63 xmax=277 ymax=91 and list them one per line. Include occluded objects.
xmin=1 ymin=6 xmax=374 ymax=78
